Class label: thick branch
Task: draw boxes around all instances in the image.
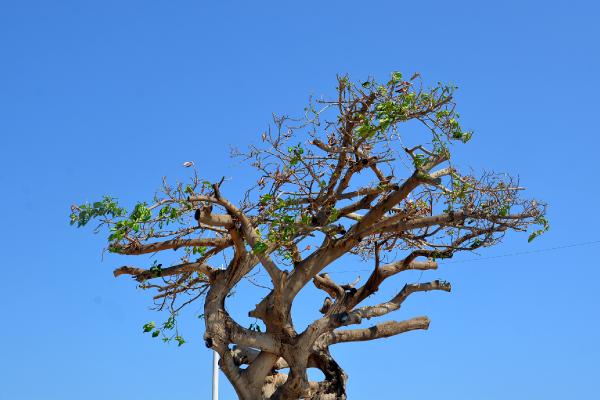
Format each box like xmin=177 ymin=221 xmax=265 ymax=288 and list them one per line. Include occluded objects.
xmin=284 ymin=157 xmax=447 ymax=306
xmin=231 ymin=346 xmax=290 ymax=370
xmin=326 ymin=316 xmax=430 ymax=344
xmin=113 ymin=261 xmax=214 ymax=282
xmin=195 ymin=209 xmax=234 ymax=228
xmin=213 ymin=185 xmax=284 ymax=286
xmin=313 ymin=273 xmax=345 ymax=299
xmin=374 ymin=209 xmax=467 ymax=235
xmin=352 ymin=280 xmax=451 ymax=321
xmin=347 ymin=259 xmax=438 ymax=309
xmin=115 ymin=237 xmax=231 ymax=255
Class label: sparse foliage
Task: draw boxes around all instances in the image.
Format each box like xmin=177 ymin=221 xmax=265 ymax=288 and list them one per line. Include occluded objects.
xmin=72 ymin=72 xmax=546 ymax=399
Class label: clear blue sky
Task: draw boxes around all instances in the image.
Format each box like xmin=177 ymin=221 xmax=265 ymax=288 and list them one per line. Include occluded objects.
xmin=1 ymin=1 xmax=599 ymax=399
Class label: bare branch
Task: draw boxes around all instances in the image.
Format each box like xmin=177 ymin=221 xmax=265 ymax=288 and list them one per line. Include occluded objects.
xmin=115 ymin=237 xmax=231 ymax=255
xmin=351 ymin=280 xmax=451 ymax=321
xmin=114 ymin=261 xmax=214 ymax=282
xmin=326 ymin=316 xmax=430 ymax=344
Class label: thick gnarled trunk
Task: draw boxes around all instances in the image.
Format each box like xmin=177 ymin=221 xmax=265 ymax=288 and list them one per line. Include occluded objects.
xmin=204 ymin=265 xmax=349 ymax=400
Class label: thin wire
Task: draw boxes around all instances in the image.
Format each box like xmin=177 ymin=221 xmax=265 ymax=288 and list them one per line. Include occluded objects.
xmin=248 ymin=240 xmax=600 ymax=279
xmin=439 ymin=239 xmax=600 ymax=265
xmin=325 ymin=239 xmax=600 ymax=274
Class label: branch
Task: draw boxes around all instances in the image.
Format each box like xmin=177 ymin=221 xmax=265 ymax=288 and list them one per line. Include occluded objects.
xmin=351 ymin=280 xmax=451 ymax=321
xmin=230 ymin=346 xmax=289 ymax=370
xmin=113 ymin=261 xmax=214 ymax=282
xmin=115 ymin=237 xmax=231 ymax=255
xmin=379 ymin=259 xmax=438 ymax=279
xmin=346 ymin=153 xmax=448 ymax=241
xmin=299 ymin=280 xmax=448 ymax=349
xmin=347 ymin=259 xmax=438 ymax=309
xmin=284 ymin=160 xmax=448 ymax=306
xmin=312 ymin=273 xmax=344 ymax=299
xmin=374 ymin=209 xmax=467 ymax=235
xmin=222 ymin=319 xmax=281 ymax=354
xmin=212 ymin=184 xmax=283 ymax=286
xmin=326 ymin=316 xmax=430 ymax=345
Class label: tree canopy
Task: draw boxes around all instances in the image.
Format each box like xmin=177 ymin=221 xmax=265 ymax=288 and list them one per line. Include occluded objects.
xmin=72 ymin=72 xmax=547 ymax=399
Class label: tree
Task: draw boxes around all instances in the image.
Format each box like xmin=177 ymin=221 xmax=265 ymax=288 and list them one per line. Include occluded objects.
xmin=71 ymin=72 xmax=547 ymax=399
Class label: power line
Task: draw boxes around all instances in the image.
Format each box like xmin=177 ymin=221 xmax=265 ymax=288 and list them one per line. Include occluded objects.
xmin=247 ymin=240 xmax=600 ymax=279
xmin=325 ymin=239 xmax=600 ymax=274
xmin=440 ymin=239 xmax=600 ymax=265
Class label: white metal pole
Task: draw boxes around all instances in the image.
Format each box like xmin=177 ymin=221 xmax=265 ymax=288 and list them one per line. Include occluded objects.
xmin=212 ymin=350 xmax=219 ymax=400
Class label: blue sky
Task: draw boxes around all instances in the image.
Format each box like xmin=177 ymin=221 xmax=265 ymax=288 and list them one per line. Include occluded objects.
xmin=1 ymin=1 xmax=599 ymax=399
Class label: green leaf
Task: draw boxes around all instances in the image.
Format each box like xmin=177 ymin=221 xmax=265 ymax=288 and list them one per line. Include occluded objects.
xmin=69 ymin=196 xmax=126 ymax=228
xmin=528 ymin=216 xmax=549 ymax=243
xmin=259 ymin=194 xmax=273 ymax=204
xmin=253 ymin=241 xmax=268 ymax=255
xmin=355 ymin=123 xmax=376 ymax=139
xmin=163 ymin=316 xmax=175 ymax=330
xmin=149 ymin=263 xmax=162 ymax=277
xmin=143 ymin=322 xmax=155 ymax=333
xmin=192 ymin=246 xmax=207 ymax=255
xmin=152 ymin=330 xmax=160 ymax=338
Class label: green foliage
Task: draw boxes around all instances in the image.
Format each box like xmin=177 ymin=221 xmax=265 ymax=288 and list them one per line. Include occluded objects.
xmin=141 ymin=314 xmax=185 ymax=346
xmin=355 ymin=121 xmax=377 ymax=139
xmin=130 ymin=202 xmax=152 ymax=223
xmin=107 ymin=220 xmax=129 ymax=242
xmin=435 ymin=110 xmax=472 ymax=143
xmin=71 ymin=71 xmax=544 ymax=359
xmin=158 ymin=204 xmax=180 ymax=220
xmin=259 ymin=194 xmax=274 ymax=204
xmin=107 ymin=202 xmax=154 ymax=241
xmin=70 ymin=196 xmax=125 ymax=227
xmin=142 ymin=321 xmax=156 ymax=333
xmin=255 ymin=194 xmax=307 ymax=260
xmin=184 ymin=184 xmax=194 ymax=195
xmin=149 ymin=260 xmax=162 ymax=277
xmin=390 ymin=71 xmax=403 ymax=83
xmin=192 ymin=246 xmax=207 ymax=256
xmin=410 ymin=153 xmax=428 ymax=169
xmin=288 ymin=143 xmax=305 ymax=166
xmin=347 ymin=73 xmax=472 ymax=145
xmin=528 ymin=216 xmax=550 ymax=242
xmin=328 ymin=208 xmax=340 ymax=223
xmin=252 ymin=241 xmax=268 ymax=254
xmin=174 ymin=336 xmax=185 ymax=347
xmin=163 ymin=315 xmax=176 ymax=330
